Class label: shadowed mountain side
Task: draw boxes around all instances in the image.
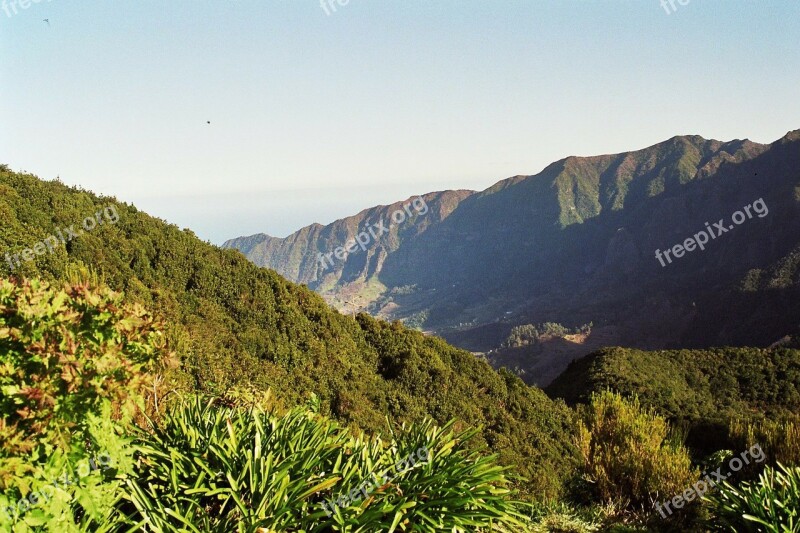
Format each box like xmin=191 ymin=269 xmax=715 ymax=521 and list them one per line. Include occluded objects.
xmin=680 ymin=243 xmax=800 ymax=348
xmin=377 ymin=135 xmax=769 ymax=293
xmin=225 ymin=130 xmax=800 ymax=385
xmin=413 ymin=130 xmax=800 ymax=354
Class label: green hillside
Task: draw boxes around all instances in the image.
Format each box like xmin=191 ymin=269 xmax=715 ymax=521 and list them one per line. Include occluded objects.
xmin=0 ymin=277 xmax=533 ymax=531
xmin=547 ymin=346 xmax=800 ymax=415
xmin=0 ymin=166 xmax=578 ymax=498
xmin=546 ymin=345 xmax=800 ymax=454
xmin=4 ymin=165 xmax=800 ymax=531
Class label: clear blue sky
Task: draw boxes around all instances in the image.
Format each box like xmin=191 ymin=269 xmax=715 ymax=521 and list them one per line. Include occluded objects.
xmin=1 ymin=1 xmax=798 ymax=244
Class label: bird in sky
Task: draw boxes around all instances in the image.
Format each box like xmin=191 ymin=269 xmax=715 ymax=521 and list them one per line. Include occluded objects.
xmin=207 ymin=121 xmax=211 ymax=125
xmin=43 ymin=19 xmax=50 ymax=26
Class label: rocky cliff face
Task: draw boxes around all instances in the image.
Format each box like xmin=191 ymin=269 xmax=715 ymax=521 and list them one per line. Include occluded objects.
xmin=224 ymin=190 xmax=474 ymax=291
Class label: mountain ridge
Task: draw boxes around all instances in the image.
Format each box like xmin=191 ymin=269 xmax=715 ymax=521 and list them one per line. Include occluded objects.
xmin=226 ymin=133 xmax=773 ymax=291
xmin=224 ymin=130 xmax=800 ymax=386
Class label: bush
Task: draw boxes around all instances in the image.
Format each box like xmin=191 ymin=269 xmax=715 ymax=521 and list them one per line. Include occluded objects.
xmin=706 ymin=463 xmax=800 ymax=532
xmin=530 ymin=502 xmax=601 ymax=533
xmin=532 ymin=512 xmax=599 ymax=533
xmin=576 ymin=391 xmax=697 ymax=510
xmin=0 ymin=278 xmax=163 ymax=453
xmin=117 ymin=396 xmax=532 ymax=531
xmin=729 ymin=415 xmax=800 ymax=468
xmin=0 ymin=278 xmax=163 ymax=532
xmin=0 ymin=410 xmax=133 ymax=533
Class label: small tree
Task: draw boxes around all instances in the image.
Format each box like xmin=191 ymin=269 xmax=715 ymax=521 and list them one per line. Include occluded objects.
xmin=577 ymin=390 xmax=697 ymax=508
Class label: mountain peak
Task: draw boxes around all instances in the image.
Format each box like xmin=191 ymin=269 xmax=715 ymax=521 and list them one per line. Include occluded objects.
xmin=781 ymin=129 xmax=800 ymax=143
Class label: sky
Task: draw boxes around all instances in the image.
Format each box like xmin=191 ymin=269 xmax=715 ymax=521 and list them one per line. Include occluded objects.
xmin=1 ymin=1 xmax=799 ymax=244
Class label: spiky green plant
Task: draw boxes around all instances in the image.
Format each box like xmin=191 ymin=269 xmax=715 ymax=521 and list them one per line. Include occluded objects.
xmin=117 ymin=396 xmax=531 ymax=532
xmin=706 ymin=463 xmax=800 ymax=532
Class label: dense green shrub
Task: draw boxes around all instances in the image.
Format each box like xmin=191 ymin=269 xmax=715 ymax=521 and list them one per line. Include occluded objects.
xmin=576 ymin=391 xmax=697 ymax=509
xmin=0 ymin=410 xmax=133 ymax=533
xmin=0 ymin=278 xmax=163 ymax=453
xmin=530 ymin=502 xmax=602 ymax=533
xmin=729 ymin=415 xmax=800 ymax=468
xmin=706 ymin=463 xmax=800 ymax=532
xmin=117 ymin=397 xmax=531 ymax=532
xmin=0 ymin=278 xmax=162 ymax=532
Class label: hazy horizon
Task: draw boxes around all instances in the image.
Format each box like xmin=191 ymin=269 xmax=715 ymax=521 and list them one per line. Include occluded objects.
xmin=2 ymin=1 xmax=799 ymax=243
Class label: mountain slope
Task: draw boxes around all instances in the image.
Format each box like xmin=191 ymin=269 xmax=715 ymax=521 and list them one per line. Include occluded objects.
xmin=224 ymin=190 xmax=473 ymax=293
xmin=545 ymin=345 xmax=800 ymax=454
xmin=0 ymin=167 xmax=577 ymax=497
xmin=225 ymin=131 xmax=800 ymax=386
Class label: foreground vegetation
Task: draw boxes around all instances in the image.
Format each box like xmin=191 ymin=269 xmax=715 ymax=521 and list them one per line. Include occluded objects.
xmin=707 ymin=464 xmax=800 ymax=532
xmin=0 ymin=279 xmax=530 ymax=531
xmin=0 ymin=168 xmax=578 ymax=498
xmin=121 ymin=399 xmax=530 ymax=532
xmin=2 ymin=278 xmax=798 ymax=531
xmin=1 ymin=167 xmax=798 ymax=531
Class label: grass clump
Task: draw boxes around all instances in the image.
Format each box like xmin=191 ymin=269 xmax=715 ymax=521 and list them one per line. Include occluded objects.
xmin=576 ymin=391 xmax=697 ymax=512
xmin=706 ymin=463 xmax=800 ymax=532
xmin=118 ymin=397 xmax=531 ymax=532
